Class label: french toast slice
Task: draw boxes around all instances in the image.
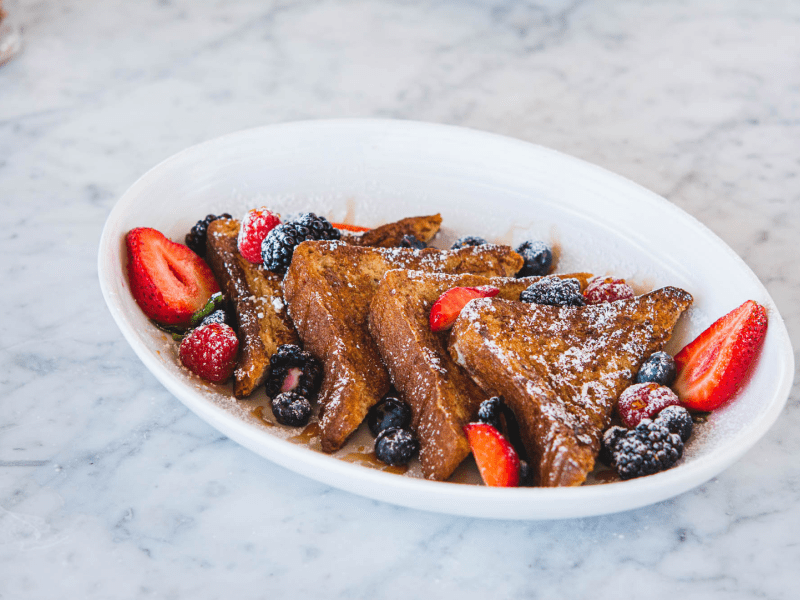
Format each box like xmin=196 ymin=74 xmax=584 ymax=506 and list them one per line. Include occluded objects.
xmin=369 ymin=269 xmax=593 ymax=481
xmin=205 ymin=218 xmax=300 ymax=398
xmin=449 ymin=287 xmax=692 ymax=487
xmin=341 ymin=214 xmax=443 ymax=247
xmin=282 ymin=241 xmax=524 ymax=452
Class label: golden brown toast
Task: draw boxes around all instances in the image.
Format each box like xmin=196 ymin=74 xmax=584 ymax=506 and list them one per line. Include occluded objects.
xmin=282 ymin=241 xmax=524 ymax=452
xmin=205 ymin=218 xmax=300 ymax=398
xmin=449 ymin=287 xmax=692 ymax=487
xmin=369 ymin=269 xmax=593 ymax=481
xmin=341 ymin=214 xmax=443 ymax=247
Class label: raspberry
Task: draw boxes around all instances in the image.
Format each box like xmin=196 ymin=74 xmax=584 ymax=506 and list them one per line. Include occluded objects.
xmin=617 ymin=382 xmax=681 ymax=428
xmin=237 ymin=207 xmax=281 ymax=264
xmin=178 ymin=323 xmax=239 ymax=383
xmin=583 ymin=277 xmax=635 ymax=304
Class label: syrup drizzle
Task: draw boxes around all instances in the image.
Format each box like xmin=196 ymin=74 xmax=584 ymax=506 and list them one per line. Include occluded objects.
xmin=341 ymin=451 xmax=409 ymax=475
xmin=250 ymin=405 xmax=275 ymax=427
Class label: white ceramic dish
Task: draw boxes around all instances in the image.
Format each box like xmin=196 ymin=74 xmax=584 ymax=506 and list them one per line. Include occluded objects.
xmin=98 ymin=119 xmax=793 ymax=519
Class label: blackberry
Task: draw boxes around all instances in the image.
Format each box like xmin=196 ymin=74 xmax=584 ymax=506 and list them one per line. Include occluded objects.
xmin=605 ymin=419 xmax=683 ymax=480
xmin=515 ymin=240 xmax=553 ymax=277
xmin=367 ymin=395 xmax=412 ymax=437
xmin=654 ymin=405 xmax=693 ymax=442
xmin=518 ymin=460 xmax=535 ymax=487
xmin=400 ymin=234 xmax=426 ymax=250
xmin=599 ymin=425 xmax=627 ymax=466
xmin=451 ymin=235 xmax=488 ymax=250
xmin=374 ymin=427 xmax=419 ymax=466
xmin=636 ymin=351 xmax=677 ymax=386
xmin=477 ymin=396 xmax=504 ymax=431
xmin=271 ymin=391 xmax=312 ymax=427
xmin=200 ymin=309 xmax=230 ymax=328
xmin=264 ymin=344 xmax=322 ymax=400
xmin=261 ymin=213 xmax=341 ymax=273
xmin=185 ymin=213 xmax=232 ymax=257
xmin=520 ymin=276 xmax=586 ymax=307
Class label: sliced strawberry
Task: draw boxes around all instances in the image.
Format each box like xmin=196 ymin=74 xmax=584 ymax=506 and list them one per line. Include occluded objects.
xmin=463 ymin=422 xmax=520 ymax=487
xmin=237 ymin=207 xmax=281 ymax=264
xmin=429 ymin=286 xmax=500 ymax=332
xmin=126 ymin=227 xmax=220 ymax=325
xmin=674 ymin=300 xmax=768 ymax=411
xmin=179 ymin=323 xmax=239 ymax=383
xmin=330 ymin=222 xmax=370 ymax=233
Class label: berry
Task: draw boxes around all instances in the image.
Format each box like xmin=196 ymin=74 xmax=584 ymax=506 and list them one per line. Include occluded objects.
xmin=463 ymin=422 xmax=520 ymax=487
xmin=674 ymin=300 xmax=768 ymax=411
xmin=515 ymin=240 xmax=553 ymax=277
xmin=617 ymin=382 xmax=681 ymax=428
xmin=429 ymin=286 xmax=501 ymax=332
xmin=330 ymin=222 xmax=370 ymax=233
xmin=583 ymin=277 xmax=635 ymax=305
xmin=654 ymin=405 xmax=693 ymax=442
xmin=518 ymin=460 xmax=535 ymax=486
xmin=271 ymin=391 xmax=312 ymax=426
xmin=451 ymin=235 xmax=488 ymax=250
xmin=178 ymin=322 xmax=239 ymax=383
xmin=599 ymin=426 xmax=628 ymax=466
xmin=126 ymin=227 xmax=220 ymax=325
xmin=185 ymin=214 xmax=232 ymax=257
xmin=374 ymin=427 xmax=420 ymax=466
xmin=476 ymin=396 xmax=504 ymax=431
xmin=237 ymin=207 xmax=281 ymax=264
xmin=200 ymin=309 xmax=230 ymax=328
xmin=400 ymin=234 xmax=426 ymax=249
xmin=261 ymin=213 xmax=341 ymax=273
xmin=264 ymin=344 xmax=322 ymax=400
xmin=519 ymin=276 xmax=585 ymax=307
xmin=636 ymin=351 xmax=677 ymax=386
xmin=367 ymin=395 xmax=413 ymax=437
xmin=604 ymin=419 xmax=684 ymax=480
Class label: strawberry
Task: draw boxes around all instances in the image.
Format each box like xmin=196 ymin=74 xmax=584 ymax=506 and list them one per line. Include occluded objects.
xmin=179 ymin=323 xmax=239 ymax=383
xmin=463 ymin=422 xmax=520 ymax=487
xmin=583 ymin=276 xmax=635 ymax=304
xmin=674 ymin=300 xmax=768 ymax=411
xmin=429 ymin=286 xmax=500 ymax=332
xmin=126 ymin=227 xmax=220 ymax=325
xmin=330 ymin=222 xmax=370 ymax=233
xmin=237 ymin=207 xmax=281 ymax=264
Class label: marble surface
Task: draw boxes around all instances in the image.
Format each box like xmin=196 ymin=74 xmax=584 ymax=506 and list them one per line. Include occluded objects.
xmin=1 ymin=0 xmax=799 ymax=598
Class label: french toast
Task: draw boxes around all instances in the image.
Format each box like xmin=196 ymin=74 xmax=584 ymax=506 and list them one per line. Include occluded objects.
xmin=205 ymin=218 xmax=300 ymax=397
xmin=369 ymin=269 xmax=593 ymax=481
xmin=449 ymin=287 xmax=692 ymax=487
xmin=341 ymin=214 xmax=443 ymax=247
xmin=282 ymin=241 xmax=524 ymax=452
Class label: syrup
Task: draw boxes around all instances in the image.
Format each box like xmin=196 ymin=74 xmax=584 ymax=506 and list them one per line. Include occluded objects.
xmin=341 ymin=451 xmax=408 ymax=475
xmin=290 ymin=421 xmax=321 ymax=444
xmin=250 ymin=406 xmax=275 ymax=427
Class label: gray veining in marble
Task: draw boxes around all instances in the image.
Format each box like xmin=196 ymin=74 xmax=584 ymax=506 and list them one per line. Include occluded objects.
xmin=1 ymin=0 xmax=799 ymax=598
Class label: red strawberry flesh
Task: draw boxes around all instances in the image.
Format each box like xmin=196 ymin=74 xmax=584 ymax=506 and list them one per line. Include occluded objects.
xmin=674 ymin=300 xmax=768 ymax=411
xmin=430 ymin=286 xmax=500 ymax=332
xmin=463 ymin=422 xmax=520 ymax=487
xmin=126 ymin=227 xmax=220 ymax=325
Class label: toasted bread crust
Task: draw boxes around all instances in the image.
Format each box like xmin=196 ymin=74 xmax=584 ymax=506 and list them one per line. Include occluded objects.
xmin=342 ymin=214 xmax=443 ymax=247
xmin=205 ymin=219 xmax=300 ymax=398
xmin=449 ymin=287 xmax=692 ymax=487
xmin=283 ymin=241 xmax=523 ymax=452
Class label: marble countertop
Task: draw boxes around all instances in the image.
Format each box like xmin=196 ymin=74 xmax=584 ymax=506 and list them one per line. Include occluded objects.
xmin=1 ymin=0 xmax=798 ymax=598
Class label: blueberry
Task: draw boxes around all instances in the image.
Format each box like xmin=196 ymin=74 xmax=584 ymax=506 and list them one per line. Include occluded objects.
xmin=477 ymin=396 xmax=504 ymax=431
xmin=520 ymin=276 xmax=585 ymax=307
xmin=400 ymin=234 xmax=426 ymax=250
xmin=271 ymin=391 xmax=312 ymax=427
xmin=636 ymin=351 xmax=677 ymax=386
xmin=367 ymin=395 xmax=412 ymax=437
xmin=451 ymin=235 xmax=488 ymax=250
xmin=200 ymin=309 xmax=230 ymax=327
xmin=374 ymin=427 xmax=420 ymax=466
xmin=515 ymin=240 xmax=553 ymax=277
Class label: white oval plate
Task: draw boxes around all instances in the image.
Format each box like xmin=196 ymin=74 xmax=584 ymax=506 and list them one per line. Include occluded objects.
xmin=98 ymin=120 xmax=793 ymax=519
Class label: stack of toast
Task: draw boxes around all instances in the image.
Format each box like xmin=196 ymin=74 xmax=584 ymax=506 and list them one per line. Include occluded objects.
xmin=206 ymin=211 xmax=692 ymax=486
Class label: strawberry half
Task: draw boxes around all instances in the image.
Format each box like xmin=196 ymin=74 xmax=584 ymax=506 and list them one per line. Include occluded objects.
xmin=429 ymin=286 xmax=500 ymax=332
xmin=126 ymin=227 xmax=220 ymax=325
xmin=463 ymin=422 xmax=520 ymax=487
xmin=674 ymin=300 xmax=768 ymax=411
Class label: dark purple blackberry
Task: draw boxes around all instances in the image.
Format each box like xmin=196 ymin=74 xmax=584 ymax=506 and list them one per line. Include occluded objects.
xmin=264 ymin=344 xmax=322 ymax=400
xmin=400 ymin=234 xmax=426 ymax=250
xmin=477 ymin=396 xmax=504 ymax=431
xmin=636 ymin=351 xmax=677 ymax=386
xmin=261 ymin=213 xmax=340 ymax=273
xmin=185 ymin=213 xmax=232 ymax=257
xmin=367 ymin=395 xmax=412 ymax=437
xmin=519 ymin=276 xmax=585 ymax=307
xmin=605 ymin=419 xmax=683 ymax=480
xmin=374 ymin=427 xmax=419 ymax=466
xmin=271 ymin=391 xmax=312 ymax=427
xmin=200 ymin=309 xmax=230 ymax=328
xmin=654 ymin=405 xmax=693 ymax=442
xmin=451 ymin=235 xmax=488 ymax=250
xmin=515 ymin=240 xmax=553 ymax=277
xmin=518 ymin=460 xmax=535 ymax=486
xmin=599 ymin=426 xmax=627 ymax=466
